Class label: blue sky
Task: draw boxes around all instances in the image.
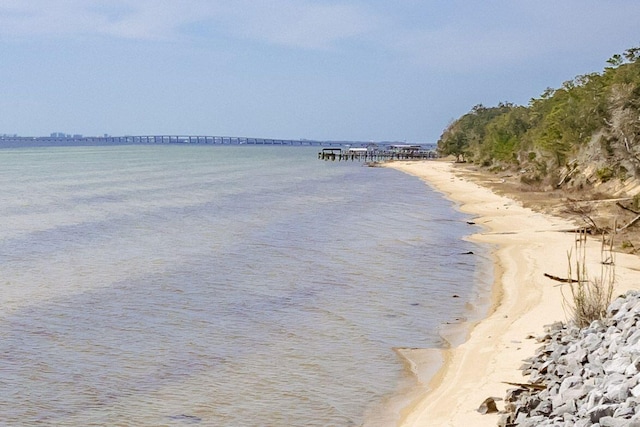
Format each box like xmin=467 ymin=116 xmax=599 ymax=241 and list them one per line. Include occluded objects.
xmin=1 ymin=1 xmax=639 ymax=143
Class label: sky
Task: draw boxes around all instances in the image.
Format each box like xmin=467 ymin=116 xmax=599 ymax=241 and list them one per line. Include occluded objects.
xmin=1 ymin=1 xmax=639 ymax=143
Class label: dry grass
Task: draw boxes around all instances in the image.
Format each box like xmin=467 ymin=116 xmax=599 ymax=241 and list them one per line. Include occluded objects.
xmin=562 ymin=228 xmax=616 ymax=328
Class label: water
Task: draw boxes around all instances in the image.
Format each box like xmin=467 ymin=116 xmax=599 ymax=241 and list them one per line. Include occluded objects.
xmin=0 ymin=145 xmax=491 ymax=426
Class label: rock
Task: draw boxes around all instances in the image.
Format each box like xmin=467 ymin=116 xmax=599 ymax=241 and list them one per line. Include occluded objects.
xmin=518 ymin=415 xmax=545 ymax=426
xmin=613 ymin=405 xmax=635 ymax=418
xmin=599 ymin=415 xmax=631 ymax=427
xmin=588 ymin=404 xmax=615 ymax=423
xmin=477 ymin=396 xmax=498 ymax=414
xmin=604 ymin=381 xmax=630 ymax=402
xmin=553 ymin=399 xmax=577 ymax=417
xmin=559 ymin=375 xmax=583 ymax=395
xmin=608 ymin=297 xmax=626 ymax=316
xmin=631 ymin=382 xmax=640 ymax=398
xmin=603 ymin=356 xmax=631 ymax=375
xmin=586 ymin=390 xmax=606 ymax=411
xmin=628 ymin=329 xmax=640 ymax=346
xmin=562 ymin=386 xmax=590 ymax=403
xmin=532 ymin=400 xmax=553 ymax=416
xmin=583 ymin=333 xmax=603 ymax=352
xmin=499 ymin=291 xmax=640 ymax=426
xmin=496 ymin=413 xmax=513 ymax=427
xmin=626 ymin=360 xmax=640 ymax=377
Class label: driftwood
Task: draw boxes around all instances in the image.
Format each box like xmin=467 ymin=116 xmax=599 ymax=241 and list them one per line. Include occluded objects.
xmin=618 ymin=214 xmax=640 ymax=232
xmin=502 ymin=381 xmax=546 ymax=391
xmin=544 ymin=273 xmax=581 ymax=283
xmin=616 ymin=201 xmax=640 ymax=215
xmin=557 ymin=162 xmax=579 ymax=187
xmin=563 ymin=199 xmax=602 ymax=234
xmin=612 ymin=201 xmax=640 ymax=232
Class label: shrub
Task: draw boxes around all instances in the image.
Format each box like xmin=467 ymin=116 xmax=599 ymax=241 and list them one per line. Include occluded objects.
xmin=596 ymin=167 xmax=615 ymax=182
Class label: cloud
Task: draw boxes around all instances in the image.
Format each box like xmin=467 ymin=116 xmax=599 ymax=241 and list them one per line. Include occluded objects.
xmin=0 ymin=0 xmax=380 ymax=48
xmin=373 ymin=1 xmax=640 ymax=73
xmin=2 ymin=0 xmax=638 ymax=68
xmin=216 ymin=0 xmax=381 ymax=50
xmin=0 ymin=0 xmax=221 ymax=41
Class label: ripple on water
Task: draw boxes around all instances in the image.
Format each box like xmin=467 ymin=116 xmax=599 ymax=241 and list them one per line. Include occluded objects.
xmin=0 ymin=146 xmax=490 ymax=426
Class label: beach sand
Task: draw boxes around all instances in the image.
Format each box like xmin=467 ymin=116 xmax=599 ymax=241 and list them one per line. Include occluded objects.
xmin=385 ymin=160 xmax=640 ymax=427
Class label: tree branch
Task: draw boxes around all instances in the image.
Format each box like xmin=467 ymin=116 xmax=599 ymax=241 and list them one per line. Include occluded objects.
xmin=616 ymin=201 xmax=640 ymax=215
xmin=617 ymin=214 xmax=640 ymax=232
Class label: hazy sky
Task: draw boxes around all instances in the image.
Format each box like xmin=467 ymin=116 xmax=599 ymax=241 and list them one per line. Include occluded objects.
xmin=1 ymin=1 xmax=639 ymax=142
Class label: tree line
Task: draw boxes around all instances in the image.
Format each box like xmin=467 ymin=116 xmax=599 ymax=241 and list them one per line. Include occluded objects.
xmin=438 ymin=47 xmax=640 ymax=189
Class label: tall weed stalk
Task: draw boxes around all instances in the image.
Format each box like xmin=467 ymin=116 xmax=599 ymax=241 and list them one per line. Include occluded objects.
xmin=563 ymin=228 xmax=616 ymax=328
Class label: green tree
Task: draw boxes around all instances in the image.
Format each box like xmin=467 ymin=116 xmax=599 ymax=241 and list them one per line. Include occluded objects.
xmin=435 ymin=45 xmax=640 ymax=186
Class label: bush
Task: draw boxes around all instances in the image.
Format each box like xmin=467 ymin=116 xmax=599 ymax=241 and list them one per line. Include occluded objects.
xmin=596 ymin=167 xmax=615 ymax=182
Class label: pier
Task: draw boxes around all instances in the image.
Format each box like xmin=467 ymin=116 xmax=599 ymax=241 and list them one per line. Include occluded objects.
xmin=318 ymin=145 xmax=437 ymax=162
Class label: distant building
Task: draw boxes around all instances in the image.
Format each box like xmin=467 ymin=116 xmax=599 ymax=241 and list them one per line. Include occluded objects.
xmin=49 ymin=132 xmax=82 ymax=138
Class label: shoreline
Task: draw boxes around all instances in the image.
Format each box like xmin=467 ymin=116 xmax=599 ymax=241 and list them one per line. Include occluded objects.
xmin=384 ymin=160 xmax=640 ymax=426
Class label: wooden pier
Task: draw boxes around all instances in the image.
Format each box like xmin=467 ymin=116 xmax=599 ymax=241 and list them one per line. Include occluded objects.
xmin=318 ymin=145 xmax=437 ymax=162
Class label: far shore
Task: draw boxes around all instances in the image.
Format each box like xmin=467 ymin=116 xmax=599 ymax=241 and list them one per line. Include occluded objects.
xmin=384 ymin=160 xmax=640 ymax=427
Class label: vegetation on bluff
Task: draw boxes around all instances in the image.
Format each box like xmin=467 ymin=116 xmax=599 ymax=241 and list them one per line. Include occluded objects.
xmin=438 ymin=47 xmax=640 ymax=194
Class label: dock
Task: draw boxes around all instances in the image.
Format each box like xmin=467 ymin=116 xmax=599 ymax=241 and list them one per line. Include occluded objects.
xmin=318 ymin=145 xmax=437 ymax=162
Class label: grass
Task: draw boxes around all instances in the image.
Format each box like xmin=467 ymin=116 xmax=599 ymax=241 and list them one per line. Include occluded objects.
xmin=562 ymin=228 xmax=616 ymax=328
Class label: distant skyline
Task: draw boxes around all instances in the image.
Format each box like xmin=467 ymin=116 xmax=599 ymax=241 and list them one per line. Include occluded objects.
xmin=1 ymin=1 xmax=639 ymax=143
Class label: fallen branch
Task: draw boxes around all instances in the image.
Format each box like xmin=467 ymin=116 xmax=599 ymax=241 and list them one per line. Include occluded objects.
xmin=502 ymin=381 xmax=546 ymax=391
xmin=557 ymin=163 xmax=578 ymax=188
xmin=562 ymin=200 xmax=602 ymax=233
xmin=616 ymin=201 xmax=640 ymax=215
xmin=544 ymin=273 xmax=581 ymax=283
xmin=617 ymin=214 xmax=640 ymax=232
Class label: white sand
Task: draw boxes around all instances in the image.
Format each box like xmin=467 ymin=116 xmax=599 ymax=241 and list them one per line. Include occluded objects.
xmin=385 ymin=160 xmax=639 ymax=427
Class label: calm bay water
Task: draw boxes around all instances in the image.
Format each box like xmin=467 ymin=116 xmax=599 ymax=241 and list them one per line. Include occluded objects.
xmin=0 ymin=145 xmax=490 ymax=426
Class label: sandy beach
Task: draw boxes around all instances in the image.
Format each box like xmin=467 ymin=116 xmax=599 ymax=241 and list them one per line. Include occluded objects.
xmin=386 ymin=160 xmax=640 ymax=427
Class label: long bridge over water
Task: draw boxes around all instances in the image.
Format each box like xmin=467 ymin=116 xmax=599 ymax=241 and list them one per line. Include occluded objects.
xmin=0 ymin=134 xmax=408 ymax=147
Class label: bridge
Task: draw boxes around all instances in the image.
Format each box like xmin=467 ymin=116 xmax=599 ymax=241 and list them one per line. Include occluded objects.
xmin=0 ymin=135 xmax=436 ymax=151
xmin=0 ymin=135 xmax=381 ymax=147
